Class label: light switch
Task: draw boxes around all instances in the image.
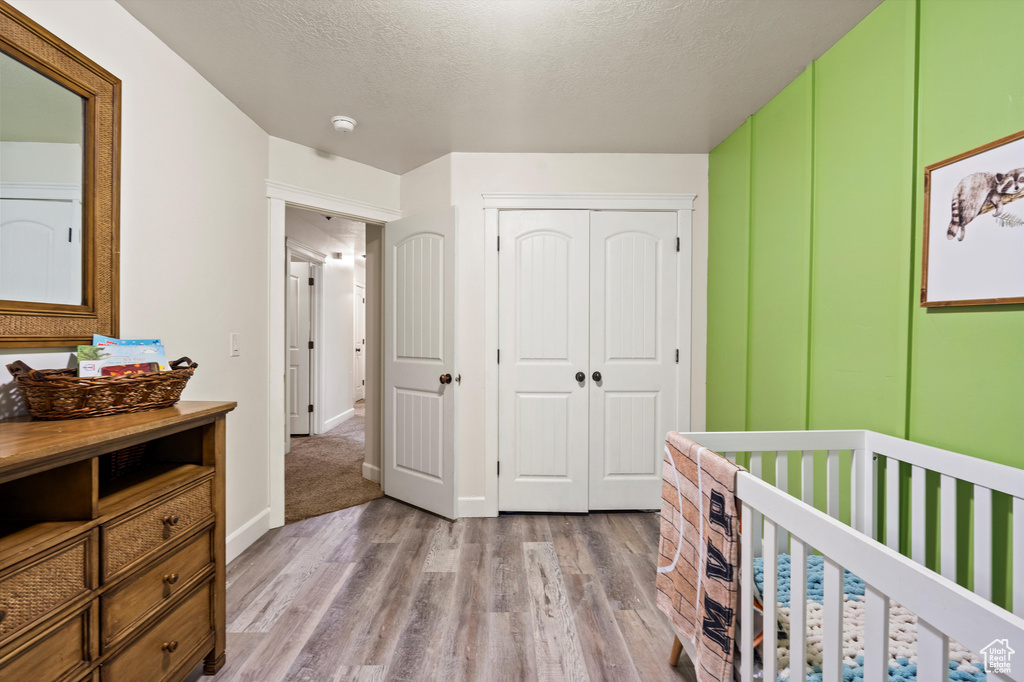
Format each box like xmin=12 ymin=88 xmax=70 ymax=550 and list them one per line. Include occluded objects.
xmin=229 ymin=333 xmax=240 ymax=357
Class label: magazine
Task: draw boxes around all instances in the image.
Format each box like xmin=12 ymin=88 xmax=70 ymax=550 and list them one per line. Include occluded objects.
xmin=92 ymin=334 xmax=162 ymax=346
xmin=78 ymin=343 xmax=170 ymax=377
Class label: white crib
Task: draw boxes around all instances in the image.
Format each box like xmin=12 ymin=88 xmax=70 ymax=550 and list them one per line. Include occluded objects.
xmin=681 ymin=429 xmax=1024 ymax=682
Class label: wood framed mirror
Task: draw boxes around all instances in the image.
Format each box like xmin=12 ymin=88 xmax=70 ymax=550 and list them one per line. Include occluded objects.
xmin=0 ymin=1 xmax=120 ymax=348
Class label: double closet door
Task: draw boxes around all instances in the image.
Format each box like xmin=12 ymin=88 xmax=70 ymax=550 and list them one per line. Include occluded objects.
xmin=498 ymin=210 xmax=679 ymax=512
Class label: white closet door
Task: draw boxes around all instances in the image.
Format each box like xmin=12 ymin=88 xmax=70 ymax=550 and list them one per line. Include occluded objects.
xmin=354 ymin=284 xmax=366 ymax=401
xmin=589 ymin=211 xmax=678 ymax=509
xmin=384 ymin=207 xmax=458 ymax=519
xmin=287 ymin=260 xmax=312 ymax=436
xmin=498 ymin=210 xmax=591 ymax=512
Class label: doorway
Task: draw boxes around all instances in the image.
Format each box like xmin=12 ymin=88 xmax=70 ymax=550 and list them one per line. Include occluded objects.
xmin=283 ymin=207 xmax=381 ymax=522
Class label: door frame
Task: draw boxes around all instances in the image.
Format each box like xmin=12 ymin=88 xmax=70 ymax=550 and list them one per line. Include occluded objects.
xmin=354 ymin=283 xmax=366 ymax=401
xmin=285 ymin=238 xmax=325 ymax=439
xmin=482 ymin=193 xmax=697 ymax=517
xmin=267 ymin=181 xmax=400 ymax=529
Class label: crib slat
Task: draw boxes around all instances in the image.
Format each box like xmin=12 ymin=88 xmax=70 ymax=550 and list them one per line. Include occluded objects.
xmin=776 ymin=451 xmax=789 ymax=555
xmin=826 ymin=450 xmax=840 ymax=521
xmin=740 ymin=502 xmax=754 ymax=682
xmin=1015 ymin=495 xmax=1024 ymax=616
xmin=916 ymin=617 xmax=949 ymax=682
xmin=724 ymin=451 xmax=736 ymax=464
xmin=885 ymin=456 xmax=900 ymax=552
xmin=911 ymin=465 xmax=926 ymax=565
xmin=749 ymin=452 xmax=763 ymax=558
xmin=940 ymin=474 xmax=958 ymax=582
xmin=822 ymin=557 xmax=843 ymax=682
xmin=863 ymin=585 xmax=889 ymax=682
xmin=974 ymin=485 xmax=993 ymax=600
xmin=801 ymin=450 xmax=814 ymax=506
xmin=790 ymin=537 xmax=808 ymax=682
xmin=762 ymin=519 xmax=779 ymax=682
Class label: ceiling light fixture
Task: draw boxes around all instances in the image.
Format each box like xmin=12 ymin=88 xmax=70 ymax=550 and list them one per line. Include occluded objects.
xmin=331 ymin=116 xmax=356 ymax=133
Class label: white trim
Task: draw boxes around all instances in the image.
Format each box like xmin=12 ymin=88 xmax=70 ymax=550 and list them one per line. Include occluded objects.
xmin=458 ymin=496 xmax=490 ymax=517
xmin=0 ymin=181 xmax=81 ymax=201
xmin=226 ymin=507 xmax=271 ymax=564
xmin=362 ymin=461 xmax=380 ymax=483
xmin=267 ymin=180 xmax=401 ymax=223
xmin=482 ymin=192 xmax=696 ymax=211
xmin=285 ymin=237 xmax=327 ymax=263
xmin=324 ymin=407 xmax=355 ymax=432
xmin=486 ymin=193 xmax=697 ymax=515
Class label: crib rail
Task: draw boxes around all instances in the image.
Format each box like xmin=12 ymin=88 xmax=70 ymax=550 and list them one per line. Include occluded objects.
xmin=684 ymin=429 xmax=1024 ymax=616
xmin=736 ymin=473 xmax=1024 ymax=682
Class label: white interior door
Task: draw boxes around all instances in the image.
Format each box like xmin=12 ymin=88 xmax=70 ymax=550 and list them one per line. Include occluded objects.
xmin=287 ymin=260 xmax=312 ymax=436
xmin=588 ymin=211 xmax=678 ymax=509
xmin=383 ymin=207 xmax=458 ymax=518
xmin=354 ymin=284 xmax=366 ymax=401
xmin=498 ymin=210 xmax=591 ymax=512
xmin=0 ymin=198 xmax=81 ymax=305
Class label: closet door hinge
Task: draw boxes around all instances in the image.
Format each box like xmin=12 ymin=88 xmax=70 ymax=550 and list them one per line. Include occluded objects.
xmin=308 ymin=277 xmax=314 ymax=286
xmin=308 ymin=341 xmax=314 ymax=350
xmin=497 ymin=235 xmax=500 ymax=251
xmin=675 ymin=349 xmax=679 ymax=363
xmin=497 ymin=349 xmax=500 ymax=364
xmin=676 ymin=237 xmax=680 ymax=252
xmin=308 ymin=404 xmax=314 ymax=413
xmin=497 ymin=461 xmax=500 ymax=476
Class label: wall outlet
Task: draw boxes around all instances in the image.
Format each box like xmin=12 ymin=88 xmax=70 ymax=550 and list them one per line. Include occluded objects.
xmin=229 ymin=333 xmax=240 ymax=357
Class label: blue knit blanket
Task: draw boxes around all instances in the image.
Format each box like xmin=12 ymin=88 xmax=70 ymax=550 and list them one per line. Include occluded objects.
xmin=752 ymin=554 xmax=987 ymax=681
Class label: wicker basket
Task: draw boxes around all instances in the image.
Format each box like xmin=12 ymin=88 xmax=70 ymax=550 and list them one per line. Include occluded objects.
xmin=6 ymin=357 xmax=198 ymax=420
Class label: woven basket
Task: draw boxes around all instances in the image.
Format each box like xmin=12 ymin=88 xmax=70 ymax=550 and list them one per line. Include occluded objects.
xmin=6 ymin=357 xmax=197 ymax=420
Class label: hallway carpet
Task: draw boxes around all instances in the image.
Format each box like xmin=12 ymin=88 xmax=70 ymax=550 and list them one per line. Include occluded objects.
xmin=285 ymin=402 xmax=382 ymax=523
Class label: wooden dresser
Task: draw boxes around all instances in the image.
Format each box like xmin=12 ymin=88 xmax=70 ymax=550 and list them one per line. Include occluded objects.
xmin=0 ymin=401 xmax=235 ymax=682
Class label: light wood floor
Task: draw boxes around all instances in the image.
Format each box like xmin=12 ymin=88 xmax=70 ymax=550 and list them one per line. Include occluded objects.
xmin=211 ymin=497 xmax=697 ymax=681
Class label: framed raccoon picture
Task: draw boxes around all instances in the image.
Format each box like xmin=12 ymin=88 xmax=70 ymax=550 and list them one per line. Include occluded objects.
xmin=922 ymin=129 xmax=1024 ymax=307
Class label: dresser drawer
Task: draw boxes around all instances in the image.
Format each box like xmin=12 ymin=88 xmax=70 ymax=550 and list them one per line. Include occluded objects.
xmin=102 ymin=478 xmax=213 ymax=581
xmin=101 ymin=527 xmax=213 ymax=650
xmin=0 ymin=602 xmax=94 ymax=682
xmin=101 ymin=580 xmax=212 ymax=682
xmin=0 ymin=532 xmax=94 ymax=645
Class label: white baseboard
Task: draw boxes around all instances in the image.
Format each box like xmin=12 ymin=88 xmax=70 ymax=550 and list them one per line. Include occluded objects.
xmin=458 ymin=496 xmax=496 ymax=517
xmin=323 ymin=407 xmax=355 ymax=432
xmin=226 ymin=507 xmax=271 ymax=564
xmin=362 ymin=461 xmax=380 ymax=483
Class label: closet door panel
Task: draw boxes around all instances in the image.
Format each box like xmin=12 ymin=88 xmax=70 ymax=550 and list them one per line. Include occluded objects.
xmin=498 ymin=210 xmax=590 ymax=512
xmin=589 ymin=211 xmax=678 ymax=510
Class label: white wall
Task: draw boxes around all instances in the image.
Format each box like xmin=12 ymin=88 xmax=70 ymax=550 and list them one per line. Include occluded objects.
xmin=285 ymin=209 xmax=357 ymax=430
xmin=269 ymin=136 xmax=400 ymax=213
xmin=2 ymin=0 xmax=270 ymax=559
xmin=400 ymin=155 xmax=452 ymax=218
xmin=443 ymin=152 xmax=709 ymax=505
xmin=0 ymin=141 xmax=82 ymax=184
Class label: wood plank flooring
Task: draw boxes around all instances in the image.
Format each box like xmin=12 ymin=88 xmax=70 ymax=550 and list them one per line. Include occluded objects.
xmin=211 ymin=497 xmax=697 ymax=682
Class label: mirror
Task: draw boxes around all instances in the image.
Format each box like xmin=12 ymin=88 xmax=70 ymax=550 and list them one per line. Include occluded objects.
xmin=0 ymin=51 xmax=86 ymax=306
xmin=0 ymin=1 xmax=120 ymax=348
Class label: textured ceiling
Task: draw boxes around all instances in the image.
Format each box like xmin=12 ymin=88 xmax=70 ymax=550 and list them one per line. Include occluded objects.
xmin=287 ymin=206 xmax=366 ymax=256
xmin=116 ymin=0 xmax=881 ymax=174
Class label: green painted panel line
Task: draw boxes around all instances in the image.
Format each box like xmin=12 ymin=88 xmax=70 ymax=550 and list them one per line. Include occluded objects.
xmin=706 ymin=120 xmax=751 ymax=431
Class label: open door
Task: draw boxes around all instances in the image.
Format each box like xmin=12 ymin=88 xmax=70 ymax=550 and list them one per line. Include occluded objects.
xmin=383 ymin=207 xmax=458 ymax=518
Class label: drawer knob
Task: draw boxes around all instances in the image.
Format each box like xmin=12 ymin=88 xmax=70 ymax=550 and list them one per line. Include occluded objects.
xmin=162 ymin=640 xmax=179 ymax=653
xmin=164 ymin=573 xmax=180 ymax=585
xmin=163 ymin=514 xmax=180 ymax=526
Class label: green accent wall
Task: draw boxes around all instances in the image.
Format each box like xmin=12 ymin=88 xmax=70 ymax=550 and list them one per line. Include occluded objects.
xmin=707 ymin=0 xmax=1023 ymax=609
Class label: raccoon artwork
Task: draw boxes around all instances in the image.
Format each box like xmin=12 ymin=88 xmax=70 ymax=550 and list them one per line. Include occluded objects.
xmin=947 ymin=168 xmax=1024 ymax=241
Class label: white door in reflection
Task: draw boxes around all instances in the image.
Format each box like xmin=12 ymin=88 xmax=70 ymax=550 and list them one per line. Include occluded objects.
xmin=0 ymin=197 xmax=81 ymax=305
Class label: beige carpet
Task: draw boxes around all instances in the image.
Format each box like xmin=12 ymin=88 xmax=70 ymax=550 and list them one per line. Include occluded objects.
xmin=285 ymin=401 xmax=382 ymax=523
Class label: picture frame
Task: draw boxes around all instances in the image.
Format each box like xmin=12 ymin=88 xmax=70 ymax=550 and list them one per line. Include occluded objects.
xmin=921 ymin=129 xmax=1024 ymax=307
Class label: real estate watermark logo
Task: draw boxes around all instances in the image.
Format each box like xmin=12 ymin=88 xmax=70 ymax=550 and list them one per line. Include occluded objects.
xmin=980 ymin=638 xmax=1015 ymax=675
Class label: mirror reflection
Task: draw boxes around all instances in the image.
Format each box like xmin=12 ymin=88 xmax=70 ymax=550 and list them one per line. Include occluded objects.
xmin=0 ymin=51 xmax=85 ymax=306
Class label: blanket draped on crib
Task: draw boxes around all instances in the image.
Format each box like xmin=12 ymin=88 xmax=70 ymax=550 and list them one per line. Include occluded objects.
xmin=656 ymin=432 xmax=744 ymax=682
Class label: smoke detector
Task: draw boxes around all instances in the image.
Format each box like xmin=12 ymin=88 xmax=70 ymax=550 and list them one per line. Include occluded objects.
xmin=331 ymin=116 xmax=356 ymax=133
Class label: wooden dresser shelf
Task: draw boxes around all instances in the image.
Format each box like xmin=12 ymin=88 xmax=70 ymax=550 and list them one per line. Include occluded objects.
xmin=0 ymin=401 xmax=234 ymax=682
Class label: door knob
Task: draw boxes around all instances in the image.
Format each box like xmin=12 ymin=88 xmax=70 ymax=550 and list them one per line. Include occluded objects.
xmin=575 ymin=372 xmax=585 ymax=382
xmin=439 ymin=373 xmax=452 ymax=385
xmin=592 ymin=371 xmax=602 ymax=382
